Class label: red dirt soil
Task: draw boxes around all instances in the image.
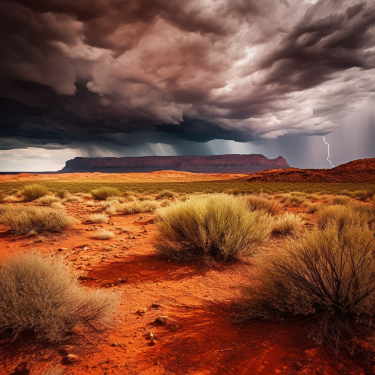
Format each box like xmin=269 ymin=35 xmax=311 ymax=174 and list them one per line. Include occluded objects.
xmin=1 ymin=195 xmax=374 ymax=375
xmin=247 ymin=158 xmax=375 ymax=183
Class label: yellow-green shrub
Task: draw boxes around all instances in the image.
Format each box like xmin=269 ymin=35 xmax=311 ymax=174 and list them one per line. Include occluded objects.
xmin=243 ymin=223 xmax=375 ymax=351
xmin=119 ymin=200 xmax=160 ymax=214
xmin=246 ymin=195 xmax=281 ymax=215
xmin=272 ymin=213 xmax=303 ymax=236
xmin=91 ymin=187 xmax=120 ymax=200
xmin=155 ymin=194 xmax=272 ymax=264
xmin=21 ymin=184 xmax=49 ymax=201
xmin=332 ymin=195 xmax=351 ymax=205
xmin=0 ymin=206 xmax=76 ymax=234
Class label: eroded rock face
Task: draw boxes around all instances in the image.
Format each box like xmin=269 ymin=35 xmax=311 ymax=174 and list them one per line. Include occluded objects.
xmin=247 ymin=158 xmax=375 ymax=183
xmin=59 ymin=154 xmax=290 ymax=173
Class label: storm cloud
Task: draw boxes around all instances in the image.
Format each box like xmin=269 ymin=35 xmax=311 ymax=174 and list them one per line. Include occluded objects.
xmin=0 ymin=0 xmax=375 ymax=150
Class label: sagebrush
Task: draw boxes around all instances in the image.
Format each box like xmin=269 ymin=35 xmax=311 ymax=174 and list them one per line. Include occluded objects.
xmin=0 ymin=253 xmax=120 ymax=341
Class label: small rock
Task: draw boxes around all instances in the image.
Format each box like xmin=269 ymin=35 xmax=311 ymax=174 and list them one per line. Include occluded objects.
xmin=149 ymin=332 xmax=154 ymax=339
xmin=151 ymin=303 xmax=160 ymax=308
xmin=65 ymin=354 xmax=79 ymax=363
xmin=111 ymin=342 xmax=118 ymax=347
xmin=155 ymin=316 xmax=168 ymax=325
xmin=149 ymin=340 xmax=157 ymax=346
xmin=138 ymin=308 xmax=147 ymax=314
xmin=58 ymin=247 xmax=68 ymax=252
xmin=83 ymin=246 xmax=88 ymax=251
xmin=14 ymin=361 xmax=33 ymax=374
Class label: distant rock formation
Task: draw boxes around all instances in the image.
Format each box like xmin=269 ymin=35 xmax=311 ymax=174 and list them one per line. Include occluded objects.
xmin=247 ymin=158 xmax=375 ymax=183
xmin=59 ymin=154 xmax=290 ymax=173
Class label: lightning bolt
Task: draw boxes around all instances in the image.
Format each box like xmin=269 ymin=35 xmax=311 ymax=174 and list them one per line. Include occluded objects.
xmin=323 ymin=136 xmax=335 ymax=168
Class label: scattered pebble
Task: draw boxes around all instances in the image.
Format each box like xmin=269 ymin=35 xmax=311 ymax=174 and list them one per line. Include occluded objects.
xmin=155 ymin=316 xmax=168 ymax=325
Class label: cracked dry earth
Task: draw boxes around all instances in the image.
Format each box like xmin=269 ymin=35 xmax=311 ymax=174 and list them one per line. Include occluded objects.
xmin=0 ymin=199 xmax=374 ymax=375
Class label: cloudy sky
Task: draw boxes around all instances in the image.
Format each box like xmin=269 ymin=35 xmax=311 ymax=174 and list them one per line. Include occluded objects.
xmin=0 ymin=0 xmax=375 ymax=171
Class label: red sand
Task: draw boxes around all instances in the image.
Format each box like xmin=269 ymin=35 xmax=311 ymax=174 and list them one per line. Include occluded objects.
xmin=0 ymin=195 xmax=374 ymax=375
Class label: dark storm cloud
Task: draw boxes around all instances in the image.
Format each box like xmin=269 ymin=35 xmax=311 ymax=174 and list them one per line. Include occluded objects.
xmin=0 ymin=0 xmax=375 ymax=150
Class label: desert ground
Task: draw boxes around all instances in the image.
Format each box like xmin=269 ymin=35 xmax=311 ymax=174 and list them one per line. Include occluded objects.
xmin=1 ymin=167 xmax=375 ymax=375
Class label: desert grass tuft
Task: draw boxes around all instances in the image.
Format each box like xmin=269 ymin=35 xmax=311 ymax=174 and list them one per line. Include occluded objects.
xmin=91 ymin=187 xmax=120 ymax=200
xmin=332 ymin=195 xmax=351 ymax=205
xmin=89 ymin=213 xmax=109 ymax=223
xmin=155 ymin=194 xmax=273 ymax=264
xmin=21 ymin=184 xmax=49 ymax=201
xmin=0 ymin=253 xmax=119 ymax=342
xmin=245 ymin=195 xmax=282 ymax=215
xmin=55 ymin=190 xmax=70 ymax=199
xmin=303 ymin=202 xmax=319 ymax=214
xmin=35 ymin=195 xmax=61 ymax=206
xmin=242 ymin=223 xmax=375 ymax=352
xmin=272 ymin=213 xmax=303 ymax=236
xmin=317 ymin=204 xmax=369 ymax=230
xmin=352 ymin=189 xmax=375 ymax=201
xmin=0 ymin=206 xmax=76 ymax=234
xmin=155 ymin=190 xmax=175 ymax=200
xmin=119 ymin=200 xmax=160 ymax=214
xmin=95 ymin=229 xmax=115 ymax=240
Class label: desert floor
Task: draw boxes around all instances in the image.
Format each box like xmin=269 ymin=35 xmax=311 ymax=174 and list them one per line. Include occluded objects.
xmin=0 ymin=174 xmax=374 ymax=375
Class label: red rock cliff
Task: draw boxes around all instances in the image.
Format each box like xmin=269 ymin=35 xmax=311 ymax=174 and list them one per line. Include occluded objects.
xmin=59 ymin=154 xmax=290 ymax=173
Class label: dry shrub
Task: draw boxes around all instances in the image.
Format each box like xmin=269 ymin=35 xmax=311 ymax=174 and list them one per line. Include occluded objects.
xmin=0 ymin=206 xmax=76 ymax=234
xmin=50 ymin=202 xmax=65 ymax=210
xmin=0 ymin=253 xmax=119 ymax=342
xmin=119 ymin=200 xmax=160 ymax=214
xmin=303 ymin=202 xmax=319 ymax=214
xmin=352 ymin=189 xmax=375 ymax=201
xmin=246 ymin=195 xmax=281 ymax=215
xmin=100 ymin=200 xmax=119 ymax=214
xmin=0 ymin=191 xmax=7 ymax=203
xmin=138 ymin=195 xmax=154 ymax=201
xmin=155 ymin=194 xmax=272 ymax=264
xmin=332 ymin=195 xmax=351 ymax=205
xmin=156 ymin=190 xmax=175 ymax=200
xmin=36 ymin=196 xmax=61 ymax=206
xmin=21 ymin=184 xmax=49 ymax=201
xmin=2 ymin=195 xmax=19 ymax=203
xmin=272 ymin=213 xmax=303 ymax=236
xmin=339 ymin=190 xmax=354 ymax=197
xmin=122 ymin=190 xmax=136 ymax=197
xmin=89 ymin=213 xmax=109 ymax=223
xmin=64 ymin=194 xmax=83 ymax=203
xmin=317 ymin=205 xmax=369 ymax=230
xmin=305 ymin=194 xmax=320 ymax=202
xmin=55 ymin=190 xmax=70 ymax=199
xmin=91 ymin=187 xmax=120 ymax=200
xmin=243 ymin=223 xmax=375 ymax=352
xmin=348 ymin=202 xmax=375 ymax=227
xmin=107 ymin=196 xmax=126 ymax=203
xmin=95 ymin=229 xmax=115 ymax=240
xmin=160 ymin=199 xmax=171 ymax=207
xmin=285 ymin=194 xmax=306 ymax=206
xmin=224 ymin=188 xmax=241 ymax=195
